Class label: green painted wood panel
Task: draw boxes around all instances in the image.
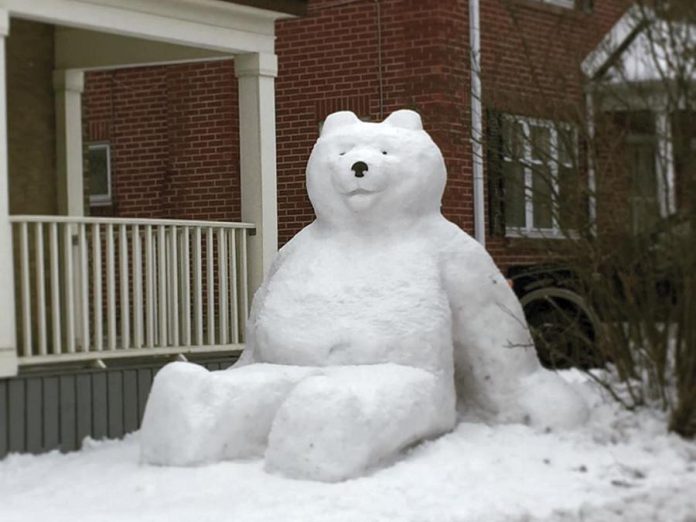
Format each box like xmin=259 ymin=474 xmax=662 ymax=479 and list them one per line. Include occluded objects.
xmin=25 ymin=378 xmax=43 ymax=453
xmin=0 ymin=382 xmax=8 ymax=456
xmin=0 ymin=354 xmax=239 ymax=458
xmin=42 ymin=376 xmax=60 ymax=451
xmin=91 ymin=372 xmax=108 ymax=441
xmin=8 ymin=380 xmax=25 ymax=453
xmin=76 ymin=375 xmax=93 ymax=446
xmin=59 ymin=375 xmax=77 ymax=452
xmin=107 ymin=372 xmax=124 ymax=440
xmin=123 ymin=370 xmax=139 ymax=434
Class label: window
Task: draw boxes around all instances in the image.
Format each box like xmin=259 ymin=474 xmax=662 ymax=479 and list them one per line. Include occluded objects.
xmin=534 ymin=0 xmax=592 ymax=11
xmin=498 ymin=115 xmax=577 ymax=237
xmin=544 ymin=0 xmax=575 ymax=8
xmin=88 ymin=143 xmax=112 ymax=206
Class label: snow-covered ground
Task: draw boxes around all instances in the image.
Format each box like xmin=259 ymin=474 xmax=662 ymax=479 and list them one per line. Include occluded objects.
xmin=1 ymin=371 xmax=695 ymax=522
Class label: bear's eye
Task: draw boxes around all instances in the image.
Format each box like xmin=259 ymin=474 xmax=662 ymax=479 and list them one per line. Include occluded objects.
xmin=339 ymin=152 xmax=346 ymax=156
xmin=382 ymin=151 xmax=388 ymax=155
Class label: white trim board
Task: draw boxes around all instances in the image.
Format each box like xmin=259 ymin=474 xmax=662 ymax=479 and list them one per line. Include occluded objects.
xmin=0 ymin=0 xmax=278 ymax=54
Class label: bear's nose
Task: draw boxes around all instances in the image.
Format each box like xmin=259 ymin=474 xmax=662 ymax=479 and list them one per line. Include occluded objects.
xmin=351 ymin=161 xmax=368 ymax=178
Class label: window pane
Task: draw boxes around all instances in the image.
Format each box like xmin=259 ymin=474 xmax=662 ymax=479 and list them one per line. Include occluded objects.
xmin=627 ymin=142 xmax=659 ymax=233
xmin=557 ymin=127 xmax=573 ymax=166
xmin=530 ymin=125 xmax=550 ymax=162
xmin=559 ymin=165 xmax=579 ymax=230
xmin=504 ymin=161 xmax=526 ymax=228
xmin=502 ymin=119 xmax=524 ymax=159
xmin=532 ymin=164 xmax=553 ymax=229
xmin=89 ymin=146 xmax=110 ymax=198
xmin=558 ymin=128 xmax=578 ymax=229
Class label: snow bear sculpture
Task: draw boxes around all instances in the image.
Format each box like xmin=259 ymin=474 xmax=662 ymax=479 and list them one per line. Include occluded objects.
xmin=140 ymin=110 xmax=588 ymax=481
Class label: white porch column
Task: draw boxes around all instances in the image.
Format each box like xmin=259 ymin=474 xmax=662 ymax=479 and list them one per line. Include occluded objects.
xmin=235 ymin=53 xmax=278 ymax=295
xmin=54 ymin=70 xmax=86 ymax=350
xmin=53 ymin=69 xmax=85 ymax=216
xmin=0 ymin=10 xmax=18 ymax=377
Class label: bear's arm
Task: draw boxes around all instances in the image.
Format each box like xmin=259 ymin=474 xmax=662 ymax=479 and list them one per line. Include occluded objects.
xmin=233 ymin=226 xmax=310 ymax=367
xmin=438 ymin=226 xmax=541 ymax=414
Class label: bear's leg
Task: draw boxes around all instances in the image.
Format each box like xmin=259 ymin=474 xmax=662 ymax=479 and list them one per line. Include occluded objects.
xmin=140 ymin=361 xmax=319 ymax=466
xmin=264 ymin=363 xmax=456 ymax=482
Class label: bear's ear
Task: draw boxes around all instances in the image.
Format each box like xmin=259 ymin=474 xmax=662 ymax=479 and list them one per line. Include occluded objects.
xmin=320 ymin=111 xmax=361 ymax=137
xmin=383 ymin=110 xmax=423 ymax=131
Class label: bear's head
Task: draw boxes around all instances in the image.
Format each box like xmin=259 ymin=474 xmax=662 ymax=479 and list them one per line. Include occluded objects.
xmin=306 ymin=110 xmax=447 ymax=230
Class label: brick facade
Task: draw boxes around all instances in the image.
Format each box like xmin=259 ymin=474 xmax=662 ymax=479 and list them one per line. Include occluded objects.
xmin=83 ymin=0 xmax=630 ymax=273
xmin=84 ymin=61 xmax=240 ymax=222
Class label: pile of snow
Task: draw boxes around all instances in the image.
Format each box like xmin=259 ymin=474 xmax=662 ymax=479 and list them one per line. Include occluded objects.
xmin=1 ymin=371 xmax=695 ymax=522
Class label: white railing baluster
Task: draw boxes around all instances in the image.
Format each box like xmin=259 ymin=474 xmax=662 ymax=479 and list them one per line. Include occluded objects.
xmin=182 ymin=227 xmax=191 ymax=346
xmin=228 ymin=229 xmax=239 ymax=344
xmin=157 ymin=225 xmax=167 ymax=347
xmin=10 ymin=216 xmax=253 ymax=365
xmin=206 ymin=227 xmax=215 ymax=346
xmin=35 ymin=223 xmax=47 ymax=356
xmin=193 ymin=227 xmax=203 ymax=345
xmin=169 ymin=226 xmax=179 ymax=347
xmin=218 ymin=228 xmax=228 ymax=345
xmin=240 ymin=229 xmax=249 ymax=340
xmin=49 ymin=223 xmax=61 ymax=354
xmin=19 ymin=222 xmax=31 ymax=357
xmin=106 ymin=224 xmax=116 ymax=351
xmin=78 ymin=224 xmax=90 ymax=352
xmin=119 ymin=225 xmax=130 ymax=350
xmin=145 ymin=225 xmax=154 ymax=348
xmin=92 ymin=223 xmax=103 ymax=352
xmin=133 ymin=225 xmax=143 ymax=349
xmin=63 ymin=225 xmax=75 ymax=353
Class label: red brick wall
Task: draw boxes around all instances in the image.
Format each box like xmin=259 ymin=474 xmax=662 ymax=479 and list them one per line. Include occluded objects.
xmin=82 ymin=0 xmax=629 ymax=274
xmin=83 ymin=61 xmax=240 ymax=222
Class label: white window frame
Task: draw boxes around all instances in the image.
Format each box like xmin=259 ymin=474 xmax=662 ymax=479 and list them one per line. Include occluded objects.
xmin=88 ymin=142 xmax=112 ymax=206
xmin=543 ymin=0 xmax=575 ymax=8
xmin=502 ymin=115 xmax=576 ymax=239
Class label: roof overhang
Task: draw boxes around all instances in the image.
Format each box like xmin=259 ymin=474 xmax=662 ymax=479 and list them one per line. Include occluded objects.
xmin=581 ymin=5 xmax=647 ymax=80
xmin=582 ymin=4 xmax=696 ymax=86
xmin=0 ymin=0 xmax=301 ymax=56
xmin=217 ymin=0 xmax=307 ymax=17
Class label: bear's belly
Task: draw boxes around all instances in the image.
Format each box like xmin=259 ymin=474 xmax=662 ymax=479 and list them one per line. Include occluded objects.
xmin=254 ymin=239 xmax=453 ymax=371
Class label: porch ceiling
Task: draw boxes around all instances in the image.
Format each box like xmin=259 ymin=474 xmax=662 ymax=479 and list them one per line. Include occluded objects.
xmin=55 ymin=28 xmax=231 ymax=71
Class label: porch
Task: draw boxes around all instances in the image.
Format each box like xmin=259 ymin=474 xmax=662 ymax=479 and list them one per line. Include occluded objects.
xmin=0 ymin=0 xmax=304 ymax=377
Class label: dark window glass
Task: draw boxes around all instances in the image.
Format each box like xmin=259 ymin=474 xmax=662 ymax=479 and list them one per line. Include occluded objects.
xmin=88 ymin=145 xmax=110 ymax=203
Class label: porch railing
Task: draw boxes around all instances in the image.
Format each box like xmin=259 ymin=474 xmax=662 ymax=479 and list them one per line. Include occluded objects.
xmin=10 ymin=215 xmax=254 ymax=366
